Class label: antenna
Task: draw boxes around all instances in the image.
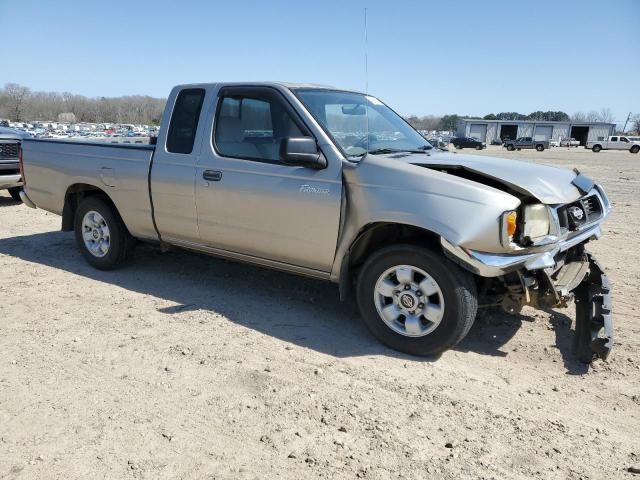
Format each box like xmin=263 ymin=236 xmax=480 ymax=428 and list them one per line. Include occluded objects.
xmin=364 ymin=7 xmax=369 ymax=97
xmin=364 ymin=7 xmax=369 ymax=154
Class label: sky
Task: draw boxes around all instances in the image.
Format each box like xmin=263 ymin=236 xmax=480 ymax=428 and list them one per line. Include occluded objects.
xmin=1 ymin=0 xmax=638 ymax=125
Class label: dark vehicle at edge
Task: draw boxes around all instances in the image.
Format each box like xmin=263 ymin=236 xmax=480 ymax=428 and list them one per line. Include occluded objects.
xmin=451 ymin=137 xmax=486 ymax=150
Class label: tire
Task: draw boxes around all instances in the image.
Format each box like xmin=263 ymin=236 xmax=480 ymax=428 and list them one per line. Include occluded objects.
xmin=516 ymin=148 xmax=521 ymax=151
xmin=455 ymin=144 xmax=462 ymax=149
xmin=536 ymin=144 xmax=544 ymax=152
xmin=8 ymin=187 xmax=22 ymax=202
xmin=506 ymin=145 xmax=515 ymax=151
xmin=74 ymin=196 xmax=135 ymax=270
xmin=356 ymin=245 xmax=478 ymax=356
xmin=592 ymin=145 xmax=601 ymax=153
xmin=475 ymin=145 xmax=482 ymax=150
xmin=630 ymin=145 xmax=639 ymax=154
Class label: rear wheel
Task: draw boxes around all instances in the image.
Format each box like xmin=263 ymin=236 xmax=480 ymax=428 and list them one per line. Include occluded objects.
xmin=592 ymin=145 xmax=601 ymax=152
xmin=455 ymin=144 xmax=463 ymax=149
xmin=506 ymin=145 xmax=515 ymax=151
xmin=475 ymin=145 xmax=482 ymax=150
xmin=356 ymin=245 xmax=478 ymax=356
xmin=74 ymin=196 xmax=135 ymax=270
xmin=8 ymin=187 xmax=22 ymax=202
xmin=630 ymin=145 xmax=639 ymax=154
xmin=536 ymin=144 xmax=544 ymax=152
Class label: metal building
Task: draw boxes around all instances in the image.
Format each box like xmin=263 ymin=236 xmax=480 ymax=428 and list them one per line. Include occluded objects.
xmin=456 ymin=119 xmax=615 ymax=146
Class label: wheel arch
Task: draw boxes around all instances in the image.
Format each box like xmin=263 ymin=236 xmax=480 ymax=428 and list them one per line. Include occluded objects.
xmin=338 ymin=222 xmax=443 ymax=300
xmin=61 ymin=183 xmax=120 ymax=231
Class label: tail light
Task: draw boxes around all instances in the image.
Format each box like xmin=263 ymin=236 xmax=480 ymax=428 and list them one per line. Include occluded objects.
xmin=18 ymin=143 xmax=25 ymax=182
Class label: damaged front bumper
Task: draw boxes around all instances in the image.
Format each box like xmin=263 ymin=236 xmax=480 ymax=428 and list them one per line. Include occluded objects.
xmin=442 ymin=231 xmax=613 ymax=362
xmin=441 ymin=223 xmax=603 ymax=278
xmin=573 ymin=254 xmax=613 ymax=362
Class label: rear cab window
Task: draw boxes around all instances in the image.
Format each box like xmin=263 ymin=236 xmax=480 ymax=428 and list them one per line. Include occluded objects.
xmin=166 ymin=88 xmax=206 ymax=154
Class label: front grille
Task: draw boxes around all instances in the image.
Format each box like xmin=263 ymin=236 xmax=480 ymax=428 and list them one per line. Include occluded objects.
xmin=557 ymin=194 xmax=603 ymax=231
xmin=0 ymin=142 xmax=20 ymax=159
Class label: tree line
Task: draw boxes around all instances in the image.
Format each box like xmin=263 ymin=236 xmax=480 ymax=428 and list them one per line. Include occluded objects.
xmin=406 ymin=108 xmax=625 ymax=133
xmin=2 ymin=82 xmax=637 ymax=133
xmin=0 ymin=83 xmax=166 ymax=125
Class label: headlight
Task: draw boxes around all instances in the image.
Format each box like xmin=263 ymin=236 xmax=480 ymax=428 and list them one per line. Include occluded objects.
xmin=523 ymin=204 xmax=551 ymax=241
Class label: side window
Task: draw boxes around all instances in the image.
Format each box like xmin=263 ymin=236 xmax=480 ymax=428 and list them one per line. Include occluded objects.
xmin=621 ymin=137 xmax=629 ymax=142
xmin=610 ymin=136 xmax=618 ymax=142
xmin=166 ymin=88 xmax=205 ymax=154
xmin=214 ymin=93 xmax=307 ymax=163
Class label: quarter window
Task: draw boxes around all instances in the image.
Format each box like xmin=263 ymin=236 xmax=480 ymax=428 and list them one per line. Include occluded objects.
xmin=166 ymin=88 xmax=205 ymax=154
xmin=214 ymin=93 xmax=308 ymax=163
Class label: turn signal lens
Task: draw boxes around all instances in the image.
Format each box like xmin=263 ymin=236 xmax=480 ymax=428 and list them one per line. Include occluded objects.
xmin=506 ymin=211 xmax=517 ymax=237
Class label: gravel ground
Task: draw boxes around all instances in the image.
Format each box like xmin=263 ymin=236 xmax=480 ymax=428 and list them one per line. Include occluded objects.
xmin=0 ymin=146 xmax=638 ymax=479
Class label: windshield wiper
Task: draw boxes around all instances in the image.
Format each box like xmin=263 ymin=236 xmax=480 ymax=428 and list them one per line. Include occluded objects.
xmin=367 ymin=146 xmax=432 ymax=155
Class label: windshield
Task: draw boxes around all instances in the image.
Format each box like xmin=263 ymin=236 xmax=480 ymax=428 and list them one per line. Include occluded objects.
xmin=293 ymin=89 xmax=432 ymax=158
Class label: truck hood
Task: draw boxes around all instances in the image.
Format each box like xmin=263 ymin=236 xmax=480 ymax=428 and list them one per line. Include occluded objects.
xmin=399 ymin=150 xmax=583 ymax=204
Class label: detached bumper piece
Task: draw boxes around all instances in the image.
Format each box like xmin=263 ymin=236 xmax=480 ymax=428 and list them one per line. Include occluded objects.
xmin=574 ymin=254 xmax=613 ymax=362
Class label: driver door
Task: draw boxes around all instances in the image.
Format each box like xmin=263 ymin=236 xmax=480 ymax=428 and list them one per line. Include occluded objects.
xmin=194 ymin=86 xmax=342 ymax=273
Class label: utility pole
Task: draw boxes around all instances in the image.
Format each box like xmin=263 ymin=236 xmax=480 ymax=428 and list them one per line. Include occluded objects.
xmin=622 ymin=112 xmax=631 ymax=133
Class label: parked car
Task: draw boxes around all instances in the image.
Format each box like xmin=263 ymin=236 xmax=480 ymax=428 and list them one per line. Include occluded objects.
xmin=587 ymin=136 xmax=640 ymax=153
xmin=549 ymin=139 xmax=559 ymax=147
xmin=504 ymin=137 xmax=549 ymax=152
xmin=560 ymin=138 xmax=580 ymax=147
xmin=451 ymin=137 xmax=485 ymax=150
xmin=0 ymin=126 xmax=27 ymax=202
xmin=19 ymin=82 xmax=613 ymax=362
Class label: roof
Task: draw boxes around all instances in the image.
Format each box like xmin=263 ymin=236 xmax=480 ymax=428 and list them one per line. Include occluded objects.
xmin=174 ymin=81 xmax=364 ymax=94
xmin=0 ymin=127 xmax=29 ymax=139
xmin=459 ymin=118 xmax=615 ymax=126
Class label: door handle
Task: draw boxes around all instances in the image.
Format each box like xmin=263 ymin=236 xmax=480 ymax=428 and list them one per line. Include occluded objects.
xmin=203 ymin=170 xmax=222 ymax=182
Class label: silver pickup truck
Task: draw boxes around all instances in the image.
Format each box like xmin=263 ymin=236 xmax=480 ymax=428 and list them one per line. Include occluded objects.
xmin=20 ymin=82 xmax=613 ymax=361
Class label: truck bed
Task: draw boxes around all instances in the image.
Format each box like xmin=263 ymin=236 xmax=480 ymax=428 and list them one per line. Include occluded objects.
xmin=21 ymin=139 xmax=159 ymax=240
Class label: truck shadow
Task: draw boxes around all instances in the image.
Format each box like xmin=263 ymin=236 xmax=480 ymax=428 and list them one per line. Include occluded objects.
xmin=0 ymin=230 xmax=580 ymax=369
xmin=0 ymin=195 xmax=20 ymax=208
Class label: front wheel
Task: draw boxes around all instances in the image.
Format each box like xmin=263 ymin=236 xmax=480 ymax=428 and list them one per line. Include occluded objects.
xmin=356 ymin=245 xmax=478 ymax=356
xmin=7 ymin=187 xmax=22 ymax=202
xmin=592 ymin=145 xmax=601 ymax=152
xmin=630 ymin=145 xmax=639 ymax=154
xmin=74 ymin=196 xmax=135 ymax=270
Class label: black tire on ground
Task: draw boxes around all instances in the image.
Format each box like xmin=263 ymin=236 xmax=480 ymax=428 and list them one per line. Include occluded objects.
xmin=455 ymin=144 xmax=462 ymax=149
xmin=74 ymin=196 xmax=135 ymax=270
xmin=506 ymin=145 xmax=514 ymax=151
xmin=475 ymin=145 xmax=482 ymax=150
xmin=536 ymin=144 xmax=544 ymax=152
xmin=592 ymin=145 xmax=601 ymax=152
xmin=516 ymin=148 xmax=521 ymax=151
xmin=356 ymin=245 xmax=478 ymax=356
xmin=8 ymin=187 xmax=22 ymax=202
xmin=630 ymin=145 xmax=639 ymax=154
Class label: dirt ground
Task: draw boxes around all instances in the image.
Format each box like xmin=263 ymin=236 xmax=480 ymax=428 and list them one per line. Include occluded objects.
xmin=0 ymin=146 xmax=638 ymax=479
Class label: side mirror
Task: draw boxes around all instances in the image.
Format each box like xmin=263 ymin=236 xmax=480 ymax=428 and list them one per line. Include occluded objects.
xmin=280 ymin=137 xmax=326 ymax=169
